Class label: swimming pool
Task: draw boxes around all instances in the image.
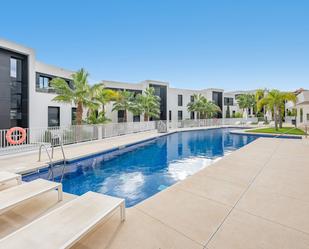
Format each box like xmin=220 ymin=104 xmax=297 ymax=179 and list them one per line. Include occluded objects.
xmin=24 ymin=128 xmax=258 ymax=207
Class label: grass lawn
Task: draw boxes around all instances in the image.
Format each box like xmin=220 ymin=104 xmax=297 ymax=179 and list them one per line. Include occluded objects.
xmin=247 ymin=127 xmax=306 ymax=135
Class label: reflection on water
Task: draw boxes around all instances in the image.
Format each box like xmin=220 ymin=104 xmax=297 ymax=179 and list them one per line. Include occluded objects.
xmin=24 ymin=128 xmax=257 ymax=207
xmin=168 ymin=157 xmax=215 ymax=181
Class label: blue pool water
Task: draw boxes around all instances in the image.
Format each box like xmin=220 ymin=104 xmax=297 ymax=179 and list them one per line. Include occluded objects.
xmin=24 ymin=128 xmax=258 ymax=207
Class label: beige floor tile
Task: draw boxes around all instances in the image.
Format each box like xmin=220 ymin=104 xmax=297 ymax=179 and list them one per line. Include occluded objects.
xmin=196 ymin=164 xmax=257 ymax=188
xmin=217 ymin=156 xmax=265 ymax=170
xmin=175 ymin=174 xmax=245 ymax=206
xmin=266 ymin=156 xmax=309 ymax=172
xmin=253 ymin=168 xmax=309 ymax=202
xmin=236 ymin=186 xmax=309 ymax=233
xmin=207 ymin=210 xmax=309 ymax=249
xmin=73 ymin=208 xmax=203 ymax=249
xmin=136 ymin=187 xmax=231 ymax=245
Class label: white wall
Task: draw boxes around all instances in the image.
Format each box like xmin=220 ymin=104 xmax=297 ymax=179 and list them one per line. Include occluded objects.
xmin=296 ymin=91 xmax=309 ymax=125
xmin=29 ymin=62 xmax=76 ymax=128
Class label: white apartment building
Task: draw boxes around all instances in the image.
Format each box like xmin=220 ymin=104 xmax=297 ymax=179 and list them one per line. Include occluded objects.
xmin=295 ymin=90 xmax=309 ymax=126
xmin=102 ymin=80 xmax=228 ymax=123
xmin=0 ymin=38 xmax=246 ymax=130
xmin=0 ymin=39 xmax=77 ymax=130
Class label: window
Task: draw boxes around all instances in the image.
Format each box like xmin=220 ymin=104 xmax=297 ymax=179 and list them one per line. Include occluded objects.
xmin=178 ymin=111 xmax=183 ymax=121
xmin=48 ymin=107 xmax=60 ymax=127
xmin=300 ymin=108 xmax=303 ymax=123
xmin=212 ymin=91 xmax=223 ymax=118
xmin=190 ymin=112 xmax=195 ymax=120
xmin=118 ymin=110 xmax=125 ymax=123
xmin=307 ymin=113 xmax=309 ymax=121
xmin=36 ymin=73 xmax=73 ymax=93
xmin=71 ymin=108 xmax=77 ymax=125
xmin=10 ymin=58 xmax=17 ymax=78
xmin=178 ymin=95 xmax=183 ymax=106
xmin=10 ymin=58 xmax=23 ymax=127
xmin=224 ymin=97 xmax=233 ymax=106
xmin=133 ymin=115 xmax=140 ymax=122
xmin=39 ymin=76 xmax=51 ymax=89
xmin=190 ymin=95 xmax=194 ymax=102
xmin=169 ymin=110 xmax=172 ymax=121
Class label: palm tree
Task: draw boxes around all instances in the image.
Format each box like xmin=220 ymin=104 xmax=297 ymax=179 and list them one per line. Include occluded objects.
xmin=112 ymin=90 xmax=135 ymax=122
xmin=187 ymin=94 xmax=203 ymax=119
xmin=257 ymin=90 xmax=296 ymax=130
xmin=136 ymin=87 xmax=161 ymax=121
xmin=95 ymin=86 xmax=119 ymax=113
xmin=255 ymin=89 xmax=266 ymax=117
xmin=187 ymin=94 xmax=221 ymax=119
xmin=86 ymin=85 xmax=119 ymax=124
xmin=200 ymin=98 xmax=221 ymax=118
xmin=236 ymin=94 xmax=256 ymax=118
xmin=50 ymin=68 xmax=93 ymax=125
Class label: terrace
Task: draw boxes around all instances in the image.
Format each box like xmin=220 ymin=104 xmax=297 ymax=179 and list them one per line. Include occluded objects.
xmin=0 ymin=122 xmax=309 ymax=248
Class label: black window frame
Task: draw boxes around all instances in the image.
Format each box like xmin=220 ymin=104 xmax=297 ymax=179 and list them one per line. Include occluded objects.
xmin=190 ymin=111 xmax=195 ymax=120
xmin=36 ymin=72 xmax=73 ymax=93
xmin=48 ymin=106 xmax=60 ymax=127
xmin=133 ymin=114 xmax=140 ymax=122
xmin=224 ymin=97 xmax=234 ymax=106
xmin=118 ymin=110 xmax=125 ymax=123
xmin=169 ymin=110 xmax=172 ymax=121
xmin=178 ymin=110 xmax=183 ymax=121
xmin=178 ymin=95 xmax=183 ymax=106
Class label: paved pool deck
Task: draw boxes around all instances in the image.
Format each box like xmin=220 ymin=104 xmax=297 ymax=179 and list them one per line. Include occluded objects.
xmin=1 ymin=129 xmax=309 ymax=248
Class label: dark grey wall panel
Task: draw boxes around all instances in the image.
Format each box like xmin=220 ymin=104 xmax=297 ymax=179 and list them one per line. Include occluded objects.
xmin=0 ymin=48 xmax=28 ymax=129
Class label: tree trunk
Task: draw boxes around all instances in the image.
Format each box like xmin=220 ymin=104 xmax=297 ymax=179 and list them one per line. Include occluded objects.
xmin=278 ymin=107 xmax=283 ymax=128
xmin=274 ymin=106 xmax=278 ymax=131
xmin=77 ymin=102 xmax=83 ymax=125
xmin=124 ymin=110 xmax=127 ymax=122
xmin=144 ymin=113 xmax=148 ymax=122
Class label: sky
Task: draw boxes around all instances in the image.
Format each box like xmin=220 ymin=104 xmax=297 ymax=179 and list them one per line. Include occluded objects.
xmin=1 ymin=0 xmax=308 ymax=91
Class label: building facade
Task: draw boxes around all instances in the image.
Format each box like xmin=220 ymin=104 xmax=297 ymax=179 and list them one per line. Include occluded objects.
xmin=0 ymin=39 xmax=77 ymax=129
xmin=0 ymin=39 xmax=248 ymax=129
xmin=295 ymin=90 xmax=309 ymax=126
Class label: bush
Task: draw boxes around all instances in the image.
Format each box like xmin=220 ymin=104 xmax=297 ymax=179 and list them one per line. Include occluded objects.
xmin=232 ymin=112 xmax=242 ymax=118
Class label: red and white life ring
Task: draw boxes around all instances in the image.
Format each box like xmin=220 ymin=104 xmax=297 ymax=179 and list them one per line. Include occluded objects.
xmin=6 ymin=127 xmax=27 ymax=145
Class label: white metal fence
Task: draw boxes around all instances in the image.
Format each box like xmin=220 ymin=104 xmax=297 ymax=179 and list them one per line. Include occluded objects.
xmin=0 ymin=118 xmax=257 ymax=155
xmin=168 ymin=117 xmax=258 ymax=129
xmin=0 ymin=121 xmax=157 ymax=155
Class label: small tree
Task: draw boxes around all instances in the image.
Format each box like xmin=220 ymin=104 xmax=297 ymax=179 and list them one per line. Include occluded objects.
xmin=112 ymin=90 xmax=135 ymax=122
xmin=187 ymin=94 xmax=221 ymax=119
xmin=257 ymin=89 xmax=296 ymax=130
xmin=236 ymin=94 xmax=256 ymax=118
xmin=50 ymin=68 xmax=93 ymax=125
xmin=136 ymin=87 xmax=161 ymax=121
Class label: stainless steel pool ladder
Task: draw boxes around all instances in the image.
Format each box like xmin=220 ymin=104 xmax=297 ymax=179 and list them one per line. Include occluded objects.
xmin=38 ymin=143 xmax=55 ymax=181
xmin=38 ymin=137 xmax=67 ymax=182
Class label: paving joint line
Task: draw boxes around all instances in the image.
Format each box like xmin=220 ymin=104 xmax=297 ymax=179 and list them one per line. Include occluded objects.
xmin=203 ymin=139 xmax=282 ymax=247
xmin=134 ymin=206 xmax=205 ymax=247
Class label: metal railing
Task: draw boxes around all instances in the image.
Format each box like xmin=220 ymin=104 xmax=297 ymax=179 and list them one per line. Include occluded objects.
xmin=0 ymin=121 xmax=157 ymax=155
xmin=0 ymin=118 xmax=257 ymax=155
xmin=168 ymin=117 xmax=258 ymax=129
